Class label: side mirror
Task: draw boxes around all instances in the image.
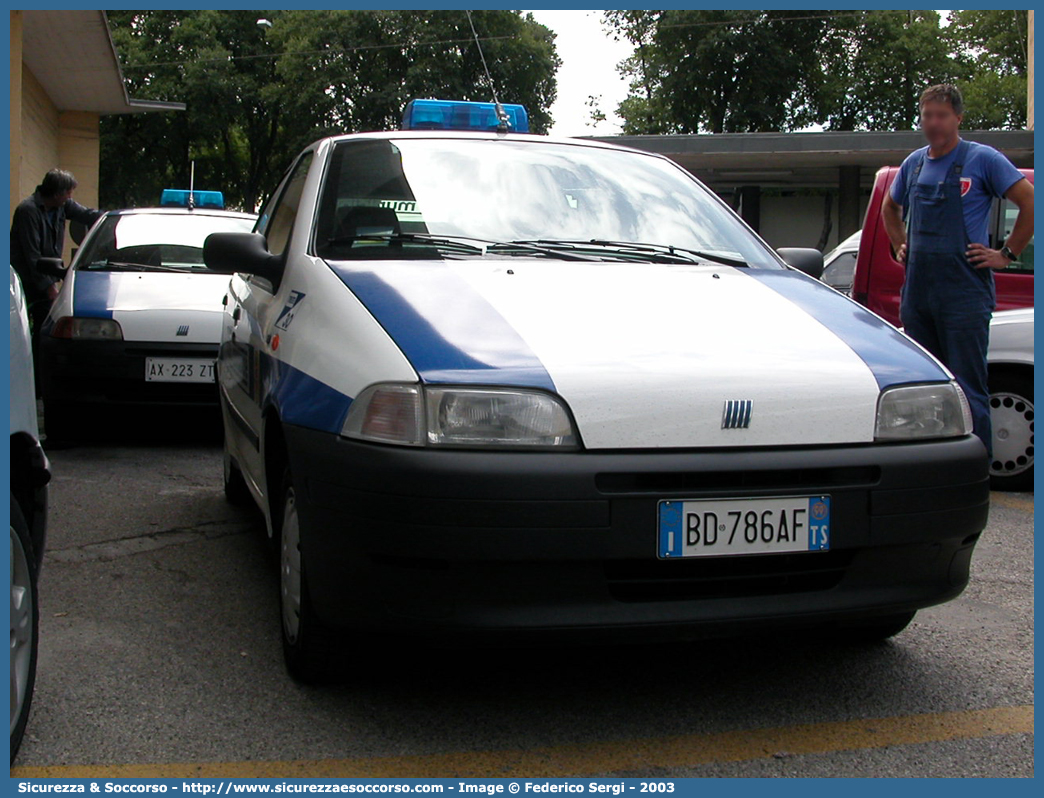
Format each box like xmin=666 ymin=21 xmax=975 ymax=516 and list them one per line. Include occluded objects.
xmin=204 ymin=232 xmax=283 ymax=283
xmin=777 ymin=248 xmax=825 ymax=279
xmin=36 ymin=257 xmax=67 ymax=278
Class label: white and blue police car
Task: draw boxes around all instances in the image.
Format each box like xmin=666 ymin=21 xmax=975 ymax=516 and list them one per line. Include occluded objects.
xmin=40 ymin=192 xmax=256 ymax=437
xmin=203 ymin=100 xmax=989 ymax=682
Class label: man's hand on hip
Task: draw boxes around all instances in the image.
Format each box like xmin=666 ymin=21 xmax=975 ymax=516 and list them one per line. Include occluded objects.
xmin=966 ymin=243 xmax=1011 ymax=270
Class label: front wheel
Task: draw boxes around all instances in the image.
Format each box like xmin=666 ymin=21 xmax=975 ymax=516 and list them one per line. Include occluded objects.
xmin=989 ymin=372 xmax=1033 ymax=492
xmin=277 ymin=467 xmax=342 ymax=683
xmin=10 ymin=496 xmax=39 ymax=764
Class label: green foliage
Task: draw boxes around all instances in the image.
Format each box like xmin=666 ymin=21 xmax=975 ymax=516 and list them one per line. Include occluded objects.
xmin=819 ymin=11 xmax=956 ymax=131
xmin=946 ymin=10 xmax=1029 ymax=129
xmin=101 ymin=10 xmax=559 ymax=211
xmin=658 ymin=10 xmax=831 ymax=134
xmin=585 ymin=95 xmax=607 ymax=128
xmin=604 ymin=9 xmax=1030 ymax=134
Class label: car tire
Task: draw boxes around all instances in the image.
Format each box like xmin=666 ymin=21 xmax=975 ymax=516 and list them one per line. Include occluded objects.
xmin=277 ymin=466 xmax=342 ymax=684
xmin=223 ymin=452 xmax=252 ymax=507
xmin=830 ymin=611 xmax=915 ymax=644
xmin=989 ymin=372 xmax=1034 ymax=492
xmin=10 ymin=495 xmax=39 ymax=765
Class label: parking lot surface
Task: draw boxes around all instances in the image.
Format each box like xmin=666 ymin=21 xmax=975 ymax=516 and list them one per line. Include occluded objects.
xmin=12 ymin=424 xmax=1034 ymax=778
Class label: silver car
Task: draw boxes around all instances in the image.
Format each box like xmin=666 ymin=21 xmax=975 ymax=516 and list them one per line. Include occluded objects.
xmin=988 ymin=307 xmax=1034 ymax=491
xmin=820 ymin=230 xmax=861 ymax=296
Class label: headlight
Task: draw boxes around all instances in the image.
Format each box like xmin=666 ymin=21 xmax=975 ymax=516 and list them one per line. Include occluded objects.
xmin=875 ymin=382 xmax=972 ymax=441
xmin=425 ymin=387 xmax=578 ymax=447
xmin=342 ymin=383 xmax=579 ymax=449
xmin=50 ymin=317 xmax=123 ymax=341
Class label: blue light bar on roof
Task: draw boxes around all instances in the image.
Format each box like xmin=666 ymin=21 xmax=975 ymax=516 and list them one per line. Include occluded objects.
xmin=401 ymin=99 xmax=529 ymax=133
xmin=160 ymin=189 xmax=224 ymax=209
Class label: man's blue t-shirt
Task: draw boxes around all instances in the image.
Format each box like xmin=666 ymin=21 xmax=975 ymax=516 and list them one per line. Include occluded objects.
xmin=890 ymin=139 xmax=1025 ymax=246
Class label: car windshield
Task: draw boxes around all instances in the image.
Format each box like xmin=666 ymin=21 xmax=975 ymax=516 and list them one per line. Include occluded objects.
xmin=75 ymin=213 xmax=255 ymax=272
xmin=313 ymin=137 xmax=784 ymax=268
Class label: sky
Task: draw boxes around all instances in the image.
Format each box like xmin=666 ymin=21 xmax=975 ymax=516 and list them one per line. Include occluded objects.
xmin=524 ymin=10 xmax=635 ymax=137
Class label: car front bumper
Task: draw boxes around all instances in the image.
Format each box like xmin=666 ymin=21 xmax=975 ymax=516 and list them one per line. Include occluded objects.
xmin=284 ymin=424 xmax=990 ymax=641
xmin=40 ymin=338 xmax=219 ymax=408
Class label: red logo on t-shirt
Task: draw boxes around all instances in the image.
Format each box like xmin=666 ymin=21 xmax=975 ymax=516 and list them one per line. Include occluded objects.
xmin=960 ymin=177 xmax=972 ymax=197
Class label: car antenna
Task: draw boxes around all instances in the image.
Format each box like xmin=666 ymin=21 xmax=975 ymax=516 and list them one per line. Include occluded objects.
xmin=464 ymin=10 xmax=511 ymax=132
xmin=187 ymin=161 xmax=196 ymax=211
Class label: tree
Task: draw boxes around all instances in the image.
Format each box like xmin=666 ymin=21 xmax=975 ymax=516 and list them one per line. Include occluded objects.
xmin=946 ymin=10 xmax=1028 ymax=129
xmin=267 ymin=10 xmax=558 ymax=139
xmin=101 ymin=10 xmax=559 ymax=211
xmin=818 ymin=11 xmax=957 ymax=131
xmin=604 ymin=10 xmax=672 ymax=134
xmin=605 ymin=10 xmax=832 ymax=134
xmin=104 ymin=10 xmax=297 ymax=211
xmin=605 ymin=9 xmax=1026 ymax=134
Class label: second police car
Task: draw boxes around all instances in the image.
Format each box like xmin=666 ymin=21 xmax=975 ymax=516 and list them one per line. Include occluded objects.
xmin=204 ymin=100 xmax=990 ymax=682
xmin=40 ymin=191 xmax=256 ymax=438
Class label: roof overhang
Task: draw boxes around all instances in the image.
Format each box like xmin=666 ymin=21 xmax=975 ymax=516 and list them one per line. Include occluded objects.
xmin=586 ymin=130 xmax=1034 ymax=191
xmin=20 ymin=10 xmax=184 ymax=115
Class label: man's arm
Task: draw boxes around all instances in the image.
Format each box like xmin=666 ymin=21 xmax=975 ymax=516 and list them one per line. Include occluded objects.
xmin=64 ymin=199 xmax=104 ymax=228
xmin=881 ymin=192 xmax=907 ymax=264
xmin=967 ymin=178 xmax=1034 ymax=270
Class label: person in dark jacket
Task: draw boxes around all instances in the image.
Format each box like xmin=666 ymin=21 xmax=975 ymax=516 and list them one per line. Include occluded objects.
xmin=11 ymin=169 xmax=104 ymax=332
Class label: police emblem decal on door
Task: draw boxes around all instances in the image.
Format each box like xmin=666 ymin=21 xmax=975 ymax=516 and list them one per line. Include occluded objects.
xmin=275 ymin=291 xmax=306 ymax=331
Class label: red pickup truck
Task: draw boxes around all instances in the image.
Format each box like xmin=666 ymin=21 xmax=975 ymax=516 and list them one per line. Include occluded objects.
xmin=853 ymin=166 xmax=1034 ymax=327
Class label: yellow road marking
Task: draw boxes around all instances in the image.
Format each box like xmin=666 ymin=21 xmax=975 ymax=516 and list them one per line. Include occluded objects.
xmin=12 ymin=704 xmax=1033 ymax=779
xmin=990 ymin=492 xmax=1034 ymax=513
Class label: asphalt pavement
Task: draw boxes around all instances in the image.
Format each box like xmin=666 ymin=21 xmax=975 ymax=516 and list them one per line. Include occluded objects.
xmin=11 ymin=419 xmax=1034 ymax=778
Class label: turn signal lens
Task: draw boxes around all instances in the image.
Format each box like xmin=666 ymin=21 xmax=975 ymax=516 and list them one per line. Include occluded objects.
xmin=342 ymin=384 xmax=423 ymax=446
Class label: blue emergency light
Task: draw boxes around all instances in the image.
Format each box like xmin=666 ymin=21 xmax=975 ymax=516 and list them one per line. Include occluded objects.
xmin=401 ymin=99 xmax=529 ymax=133
xmin=160 ymin=189 xmax=225 ymax=209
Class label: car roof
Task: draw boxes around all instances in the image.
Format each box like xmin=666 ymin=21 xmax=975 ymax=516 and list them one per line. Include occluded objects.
xmin=308 ymin=129 xmax=672 ymax=162
xmin=835 ymin=229 xmax=861 ymax=250
xmin=823 ymin=229 xmax=861 ymax=262
xmin=104 ymin=207 xmax=257 ymax=220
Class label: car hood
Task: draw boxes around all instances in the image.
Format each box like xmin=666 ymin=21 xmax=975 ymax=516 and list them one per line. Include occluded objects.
xmin=67 ymin=270 xmax=228 ymax=343
xmin=327 ymin=259 xmax=951 ymax=449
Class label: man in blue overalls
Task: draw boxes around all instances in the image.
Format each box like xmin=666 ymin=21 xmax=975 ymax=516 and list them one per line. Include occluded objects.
xmin=882 ymin=84 xmax=1034 ymax=459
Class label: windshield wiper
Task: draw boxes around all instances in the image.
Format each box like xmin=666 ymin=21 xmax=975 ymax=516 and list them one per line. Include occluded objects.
xmin=325 ymin=232 xmax=596 ymax=261
xmin=84 ymin=260 xmax=189 ymax=273
xmin=509 ymin=239 xmax=749 ymax=268
xmin=325 ymin=232 xmax=487 ymax=256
